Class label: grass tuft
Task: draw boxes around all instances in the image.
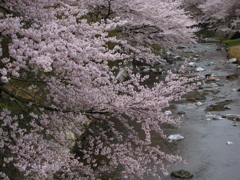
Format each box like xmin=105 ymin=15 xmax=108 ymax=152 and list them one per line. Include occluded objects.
xmin=224 ymin=39 xmax=240 ymax=47
xmin=224 ymin=39 xmax=240 ymax=64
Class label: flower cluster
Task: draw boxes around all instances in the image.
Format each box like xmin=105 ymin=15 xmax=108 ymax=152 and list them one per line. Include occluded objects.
xmin=0 ymin=0 xmax=198 ymax=179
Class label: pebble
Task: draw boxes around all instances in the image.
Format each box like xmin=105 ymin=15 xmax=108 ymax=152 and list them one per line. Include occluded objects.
xmin=188 ymin=62 xmax=196 ymax=67
xmin=151 ymin=68 xmax=158 ymax=73
xmin=228 ymin=58 xmax=237 ymax=63
xmin=177 ymin=45 xmax=187 ymax=49
xmin=216 ymin=94 xmax=226 ymax=98
xmin=211 ymin=83 xmax=219 ymax=87
xmin=196 ymin=82 xmax=202 ymax=86
xmin=206 ymin=114 xmax=223 ymax=121
xmin=143 ymin=66 xmax=150 ymax=73
xmin=226 ymin=141 xmax=234 ymax=145
xmin=207 ymin=77 xmax=216 ymax=81
xmin=216 ymin=83 xmax=224 ymax=86
xmin=196 ymin=102 xmax=203 ymax=106
xmin=168 ymin=134 xmax=184 ymax=141
xmin=164 ymin=110 xmax=172 ymax=115
xmin=196 ymin=67 xmax=205 ymax=72
xmin=173 ymin=55 xmax=181 ymax=60
xmin=178 ymin=111 xmax=185 ymax=115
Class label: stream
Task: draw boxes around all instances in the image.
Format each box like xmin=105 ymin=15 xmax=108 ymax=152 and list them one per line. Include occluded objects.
xmin=159 ymin=41 xmax=240 ymax=180
xmin=107 ymin=38 xmax=240 ymax=180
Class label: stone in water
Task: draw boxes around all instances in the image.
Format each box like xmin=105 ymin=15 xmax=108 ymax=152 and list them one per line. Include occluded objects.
xmin=196 ymin=67 xmax=204 ymax=72
xmin=168 ymin=134 xmax=184 ymax=141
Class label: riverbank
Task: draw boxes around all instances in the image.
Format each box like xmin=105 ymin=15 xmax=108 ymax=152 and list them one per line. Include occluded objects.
xmin=224 ymin=39 xmax=240 ymax=64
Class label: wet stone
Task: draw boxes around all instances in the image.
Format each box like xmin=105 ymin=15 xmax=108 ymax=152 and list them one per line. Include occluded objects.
xmin=211 ymin=89 xmax=220 ymax=94
xmin=206 ymin=114 xmax=223 ymax=121
xmin=168 ymin=134 xmax=184 ymax=141
xmin=164 ymin=110 xmax=172 ymax=115
xmin=226 ymin=74 xmax=239 ymax=79
xmin=177 ymin=45 xmax=187 ymax=49
xmin=206 ymin=77 xmax=216 ymax=81
xmin=226 ymin=141 xmax=234 ymax=145
xmin=205 ymin=100 xmax=233 ymax=111
xmin=195 ymin=67 xmax=205 ymax=72
xmin=171 ymin=170 xmax=193 ymax=179
xmin=188 ymin=62 xmax=196 ymax=67
xmin=186 ymin=98 xmax=196 ymax=102
xmin=216 ymin=83 xmax=224 ymax=87
xmin=177 ymin=111 xmax=185 ymax=115
xmin=196 ymin=102 xmax=203 ymax=106
xmin=182 ymin=91 xmax=207 ymax=101
xmin=200 ymin=84 xmax=214 ymax=89
xmin=228 ymin=58 xmax=237 ymax=63
xmin=222 ymin=114 xmax=240 ymax=122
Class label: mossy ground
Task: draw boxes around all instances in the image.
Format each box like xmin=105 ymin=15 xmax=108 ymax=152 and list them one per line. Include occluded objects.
xmin=224 ymin=39 xmax=240 ymax=64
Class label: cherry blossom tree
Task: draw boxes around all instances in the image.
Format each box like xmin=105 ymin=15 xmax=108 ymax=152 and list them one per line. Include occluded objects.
xmin=200 ymin=0 xmax=240 ymax=36
xmin=183 ymin=0 xmax=240 ymax=36
xmin=0 ymin=0 xmax=198 ymax=179
xmin=84 ymin=0 xmax=197 ymax=47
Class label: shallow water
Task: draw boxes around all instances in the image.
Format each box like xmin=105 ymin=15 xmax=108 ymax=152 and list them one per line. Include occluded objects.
xmin=161 ymin=42 xmax=240 ymax=180
xmin=109 ymin=41 xmax=240 ymax=180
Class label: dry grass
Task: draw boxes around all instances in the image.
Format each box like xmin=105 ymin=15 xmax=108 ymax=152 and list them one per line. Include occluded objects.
xmin=228 ymin=45 xmax=240 ymax=64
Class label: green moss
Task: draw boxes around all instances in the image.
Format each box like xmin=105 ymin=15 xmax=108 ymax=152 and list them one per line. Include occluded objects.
xmin=150 ymin=44 xmax=164 ymax=55
xmin=151 ymin=44 xmax=163 ymax=51
xmin=224 ymin=39 xmax=240 ymax=47
xmin=107 ymin=29 xmax=122 ymax=39
xmin=0 ymin=102 xmax=14 ymax=110
xmin=77 ymin=12 xmax=101 ymax=24
xmin=105 ymin=41 xmax=121 ymax=50
xmin=107 ymin=59 xmax=123 ymax=68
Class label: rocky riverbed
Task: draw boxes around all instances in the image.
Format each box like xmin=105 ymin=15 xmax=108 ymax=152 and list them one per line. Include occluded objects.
xmin=103 ymin=38 xmax=240 ymax=180
xmin=160 ymin=41 xmax=240 ymax=180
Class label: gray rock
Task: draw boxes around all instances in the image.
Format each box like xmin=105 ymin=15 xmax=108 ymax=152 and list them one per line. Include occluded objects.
xmin=196 ymin=102 xmax=203 ymax=106
xmin=188 ymin=62 xmax=196 ymax=67
xmin=173 ymin=55 xmax=182 ymax=60
xmin=206 ymin=114 xmax=223 ymax=121
xmin=164 ymin=110 xmax=172 ymax=115
xmin=228 ymin=58 xmax=237 ymax=63
xmin=150 ymin=68 xmax=158 ymax=73
xmin=211 ymin=89 xmax=220 ymax=94
xmin=142 ymin=66 xmax=150 ymax=73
